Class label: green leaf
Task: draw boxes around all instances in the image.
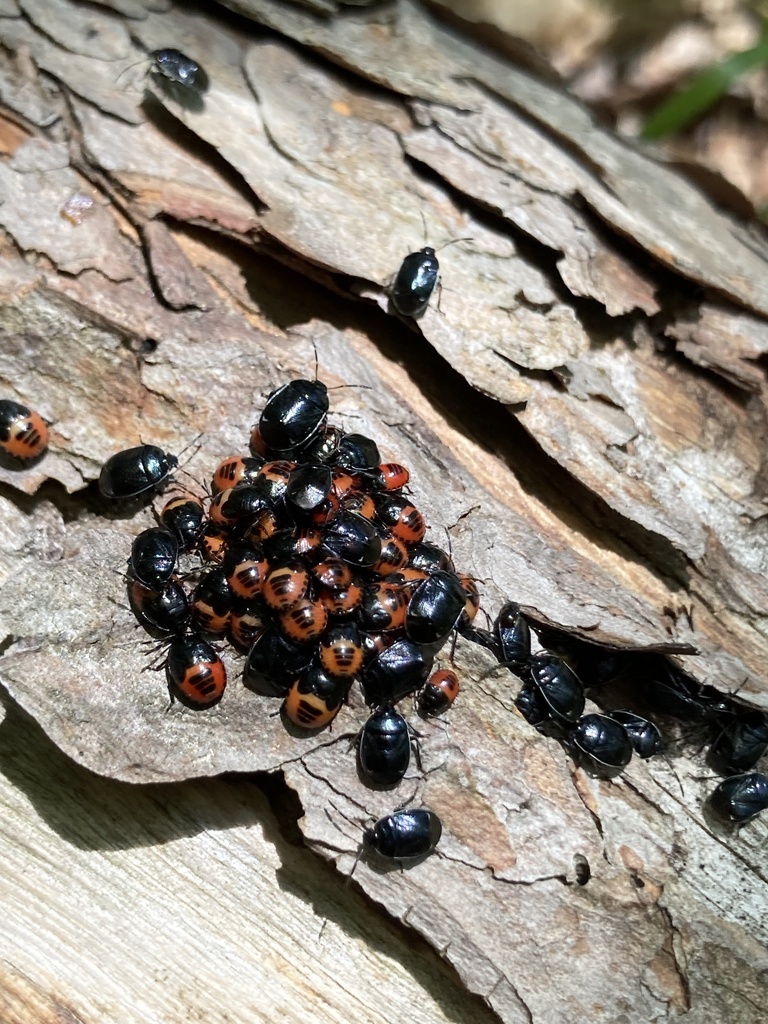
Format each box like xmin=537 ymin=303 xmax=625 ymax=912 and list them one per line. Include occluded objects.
xmin=641 ymin=30 xmax=768 ymax=140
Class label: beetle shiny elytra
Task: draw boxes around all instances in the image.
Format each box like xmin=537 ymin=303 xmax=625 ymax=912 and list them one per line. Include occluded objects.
xmin=99 ymin=445 xmax=178 ymax=499
xmin=150 ymin=49 xmax=201 ymax=88
xmin=707 ymin=772 xmax=768 ymax=824
xmin=0 ymin=399 xmax=49 ymax=462
xmin=243 ymin=626 xmax=313 ymax=698
xmin=362 ymin=809 xmax=442 ymax=861
xmin=361 ymin=638 xmax=434 ymax=708
xmin=258 ymin=380 xmax=329 ymax=453
xmin=129 ymin=527 xmax=178 ymax=590
xmin=609 ymin=711 xmax=662 ymax=760
xmin=569 ymin=714 xmax=633 ymax=779
xmin=358 ymin=705 xmax=412 ymax=787
xmin=707 ymin=711 xmax=768 ymax=776
xmin=128 ymin=577 xmax=189 ymax=636
xmin=390 ymin=248 xmax=440 ymax=318
xmin=405 ymin=570 xmax=467 ymax=647
xmin=527 ymin=654 xmax=585 ymax=726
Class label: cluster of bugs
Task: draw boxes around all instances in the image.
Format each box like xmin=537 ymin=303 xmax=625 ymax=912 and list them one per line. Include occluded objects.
xmin=477 ymin=603 xmax=768 ymax=827
xmin=99 ymin=378 xmax=480 ymax=864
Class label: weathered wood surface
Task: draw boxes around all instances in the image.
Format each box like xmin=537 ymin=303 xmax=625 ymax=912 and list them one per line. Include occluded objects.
xmin=0 ymin=1 xmax=767 ymax=1022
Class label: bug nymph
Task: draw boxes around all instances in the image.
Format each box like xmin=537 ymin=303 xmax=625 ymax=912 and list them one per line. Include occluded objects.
xmin=0 ymin=399 xmax=49 ymax=463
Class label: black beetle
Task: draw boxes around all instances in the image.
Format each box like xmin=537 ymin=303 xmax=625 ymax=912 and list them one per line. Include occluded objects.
xmin=243 ymin=626 xmax=314 ymax=698
xmin=494 ymin=602 xmax=531 ymax=673
xmin=708 ymin=711 xmax=768 ymax=776
xmin=299 ymin=424 xmax=342 ymax=464
xmin=321 ymin=511 xmax=382 ymax=567
xmin=127 ymin=577 xmax=189 ymax=636
xmin=334 ymin=433 xmax=381 ymax=473
xmin=361 ymin=638 xmax=434 ymax=707
xmin=150 ymin=48 xmax=202 ymax=88
xmin=259 ymin=380 xmax=329 ymax=453
xmin=407 ymin=542 xmax=455 ymax=575
xmin=390 ymin=248 xmax=440 ymax=318
xmin=405 ymin=569 xmax=467 ymax=647
xmin=707 ymin=772 xmax=768 ymax=824
xmin=358 ymin=705 xmax=412 ymax=786
xmin=568 ymin=714 xmax=633 ymax=778
xmin=129 ymin=527 xmax=178 ymax=589
xmin=527 ymin=654 xmax=585 ymax=726
xmin=99 ymin=444 xmax=178 ymax=499
xmin=284 ymin=463 xmax=332 ymax=519
xmin=609 ymin=710 xmax=662 ymax=760
xmin=363 ymin=808 xmax=442 ymax=861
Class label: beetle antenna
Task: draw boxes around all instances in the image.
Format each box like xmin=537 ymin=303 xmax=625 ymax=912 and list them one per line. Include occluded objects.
xmin=434 ymin=236 xmax=473 ymax=253
xmin=115 ymin=58 xmax=148 ymax=86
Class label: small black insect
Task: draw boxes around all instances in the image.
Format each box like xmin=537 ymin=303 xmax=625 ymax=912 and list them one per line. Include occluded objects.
xmin=362 ymin=809 xmax=442 ymax=861
xmin=243 ymin=626 xmax=314 ymax=698
xmin=334 ymin=433 xmax=381 ymax=474
xmin=707 ymin=772 xmax=768 ymax=824
xmin=390 ymin=248 xmax=440 ymax=318
xmin=99 ymin=444 xmax=178 ymax=499
xmin=404 ymin=569 xmax=467 ymax=648
xmin=129 ymin=527 xmax=178 ymax=589
xmin=150 ymin=49 xmax=202 ymax=88
xmin=707 ymin=711 xmax=768 ymax=776
xmin=259 ymin=380 xmax=329 ymax=453
xmin=527 ymin=654 xmax=585 ymax=726
xmin=358 ymin=705 xmax=413 ymax=787
xmin=128 ymin=577 xmax=189 ymax=636
xmin=321 ymin=511 xmax=382 ymax=567
xmin=609 ymin=711 xmax=662 ymax=760
xmin=568 ymin=714 xmax=633 ymax=779
xmin=494 ymin=602 xmax=531 ymax=674
xmin=361 ymin=638 xmax=434 ymax=708
xmin=284 ymin=463 xmax=332 ymax=519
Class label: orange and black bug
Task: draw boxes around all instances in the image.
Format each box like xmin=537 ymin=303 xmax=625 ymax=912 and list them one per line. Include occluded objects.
xmin=211 ymin=455 xmax=264 ymax=494
xmin=371 ymin=533 xmax=409 ymax=575
xmin=319 ymin=622 xmax=364 ymax=678
xmin=360 ymin=582 xmax=408 ymax=633
xmin=190 ymin=568 xmax=233 ymax=637
xmin=224 ymin=545 xmax=269 ymax=601
xmin=320 ymin=578 xmax=363 ymax=618
xmin=457 ymin=574 xmax=480 ymax=629
xmin=257 ymin=460 xmax=295 ymax=502
xmin=375 ymin=494 xmax=426 ymax=547
xmin=209 ymin=487 xmax=238 ymax=528
xmin=330 ymin=470 xmax=358 ymax=500
xmin=263 ymin=562 xmax=310 ymax=611
xmin=200 ymin=524 xmax=228 ymax=563
xmin=283 ymin=664 xmax=349 ymax=729
xmin=342 ymin=492 xmax=376 ymax=520
xmin=279 ymin=597 xmax=328 ymax=644
xmin=0 ymin=400 xmax=48 ymax=462
xmin=417 ymin=669 xmax=460 ymax=716
xmin=245 ymin=507 xmax=281 ymax=543
xmin=362 ymin=631 xmax=396 ymax=662
xmin=230 ymin=605 xmax=268 ymax=652
xmin=166 ymin=636 xmax=226 ymax=706
xmin=160 ymin=495 xmax=205 ymax=552
xmin=311 ymin=557 xmax=352 ymax=592
xmin=384 ymin=566 xmax=429 ymax=587
xmin=375 ymin=463 xmax=410 ymax=491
